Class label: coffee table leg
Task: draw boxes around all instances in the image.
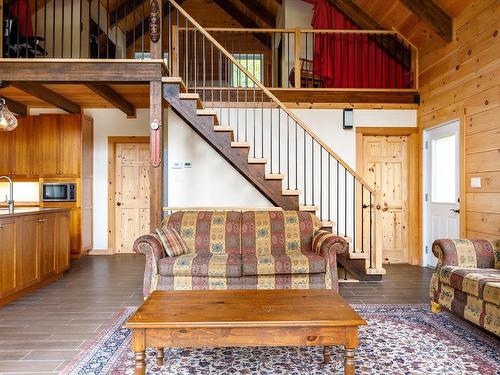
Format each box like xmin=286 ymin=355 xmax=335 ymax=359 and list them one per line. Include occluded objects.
xmin=156 ymin=347 xmax=164 ymax=366
xmin=132 ymin=329 xmax=146 ymax=375
xmin=323 ymin=346 xmax=331 ymax=364
xmin=344 ymin=348 xmax=355 ymax=375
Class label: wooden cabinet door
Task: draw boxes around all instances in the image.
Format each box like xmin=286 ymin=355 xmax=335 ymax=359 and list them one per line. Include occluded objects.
xmin=11 ymin=117 xmax=34 ymax=177
xmin=38 ymin=214 xmax=57 ymax=278
xmin=59 ymin=115 xmax=81 ymax=177
xmin=0 ymin=130 xmax=13 ymax=176
xmin=56 ymin=212 xmax=71 ymax=272
xmin=0 ymin=218 xmax=17 ymax=297
xmin=39 ymin=115 xmax=60 ymax=177
xmin=17 ymin=216 xmax=39 ymax=289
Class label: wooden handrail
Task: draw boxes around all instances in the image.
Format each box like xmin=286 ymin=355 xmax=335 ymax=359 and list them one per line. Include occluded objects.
xmin=168 ymin=0 xmax=376 ymax=195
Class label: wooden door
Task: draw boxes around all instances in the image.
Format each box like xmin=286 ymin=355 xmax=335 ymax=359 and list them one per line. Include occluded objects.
xmin=17 ymin=215 xmax=39 ymax=289
xmin=39 ymin=115 xmax=60 ymax=177
xmin=38 ymin=214 xmax=57 ymax=278
xmin=0 ymin=130 xmax=12 ymax=176
xmin=59 ymin=115 xmax=81 ymax=177
xmin=56 ymin=212 xmax=71 ymax=272
xmin=115 ymin=143 xmax=151 ymax=253
xmin=362 ymin=136 xmax=408 ymax=264
xmin=0 ymin=218 xmax=17 ymax=297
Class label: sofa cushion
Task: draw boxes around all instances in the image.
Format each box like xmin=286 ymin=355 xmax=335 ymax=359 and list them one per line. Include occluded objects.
xmin=439 ymin=266 xmax=500 ymax=305
xmin=241 ymin=211 xmax=321 ymax=257
xmin=161 ymin=211 xmax=241 ymax=255
xmin=242 ymin=251 xmax=326 ymax=276
xmin=159 ymin=253 xmax=242 ymax=277
xmin=155 ymin=227 xmax=189 ymax=257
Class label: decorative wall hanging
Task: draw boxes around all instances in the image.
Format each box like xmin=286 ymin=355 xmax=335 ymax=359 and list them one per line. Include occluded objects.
xmin=150 ymin=0 xmax=161 ymax=43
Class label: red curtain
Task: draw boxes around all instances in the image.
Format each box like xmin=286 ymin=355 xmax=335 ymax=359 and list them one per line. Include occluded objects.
xmin=9 ymin=0 xmax=34 ymax=38
xmin=303 ymin=0 xmax=410 ymax=88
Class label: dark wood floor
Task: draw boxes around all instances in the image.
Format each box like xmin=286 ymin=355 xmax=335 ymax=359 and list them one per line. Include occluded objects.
xmin=0 ymin=255 xmax=433 ymax=374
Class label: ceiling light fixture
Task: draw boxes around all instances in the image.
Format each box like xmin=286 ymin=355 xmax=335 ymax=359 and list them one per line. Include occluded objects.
xmin=0 ymin=98 xmax=18 ymax=131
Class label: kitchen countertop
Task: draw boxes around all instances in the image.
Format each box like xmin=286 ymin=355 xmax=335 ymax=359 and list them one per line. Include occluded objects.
xmin=0 ymin=207 xmax=70 ymax=218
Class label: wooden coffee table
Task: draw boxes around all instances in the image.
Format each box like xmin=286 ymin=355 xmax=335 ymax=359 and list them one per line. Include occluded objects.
xmin=125 ymin=289 xmax=366 ymax=375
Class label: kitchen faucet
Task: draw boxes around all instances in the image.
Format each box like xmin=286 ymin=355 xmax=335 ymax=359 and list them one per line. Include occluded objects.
xmin=0 ymin=176 xmax=14 ymax=213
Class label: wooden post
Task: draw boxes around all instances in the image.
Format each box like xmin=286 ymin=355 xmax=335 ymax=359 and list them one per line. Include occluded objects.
xmin=172 ymin=25 xmax=179 ymax=76
xmin=294 ymin=28 xmax=301 ymax=89
xmin=149 ymin=0 xmax=164 ymax=230
xmin=374 ymin=190 xmax=384 ymax=271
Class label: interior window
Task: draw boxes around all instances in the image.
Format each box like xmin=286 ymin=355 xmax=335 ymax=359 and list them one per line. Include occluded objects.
xmin=231 ymin=53 xmax=264 ymax=87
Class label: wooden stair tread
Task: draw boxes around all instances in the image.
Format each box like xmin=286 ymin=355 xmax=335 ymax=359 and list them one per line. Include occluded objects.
xmin=163 ymin=77 xmax=186 ymax=92
xmin=214 ymin=126 xmax=233 ymax=132
xmin=248 ymin=158 xmax=267 ymax=164
xmin=282 ymin=189 xmax=300 ymax=196
xmin=265 ymin=173 xmax=285 ymax=180
xmin=231 ymin=142 xmax=251 ymax=148
xmin=197 ymin=109 xmax=217 ymax=116
xmin=179 ymin=93 xmax=200 ymax=100
xmin=299 ymin=205 xmax=319 ymax=211
xmin=321 ymin=221 xmax=336 ymax=228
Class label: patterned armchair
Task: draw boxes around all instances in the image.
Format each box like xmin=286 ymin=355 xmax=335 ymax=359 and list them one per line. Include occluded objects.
xmin=134 ymin=210 xmax=348 ymax=297
xmin=430 ymin=239 xmax=500 ymax=336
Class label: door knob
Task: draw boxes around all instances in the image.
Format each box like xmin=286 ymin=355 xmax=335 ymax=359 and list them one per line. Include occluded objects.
xmin=451 ymin=208 xmax=460 ymax=213
xmin=117 ymin=202 xmax=122 ymax=206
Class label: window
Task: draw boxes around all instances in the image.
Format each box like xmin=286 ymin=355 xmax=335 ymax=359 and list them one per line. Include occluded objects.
xmin=134 ymin=52 xmax=169 ymax=60
xmin=431 ymin=134 xmax=456 ymax=203
xmin=231 ymin=53 xmax=264 ymax=87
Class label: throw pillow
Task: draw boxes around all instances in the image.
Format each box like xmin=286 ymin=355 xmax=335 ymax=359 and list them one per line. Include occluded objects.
xmin=155 ymin=227 xmax=189 ymax=257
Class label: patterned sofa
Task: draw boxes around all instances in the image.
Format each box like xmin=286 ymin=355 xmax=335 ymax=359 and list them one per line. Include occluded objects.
xmin=133 ymin=210 xmax=348 ymax=297
xmin=430 ymin=239 xmax=500 ymax=336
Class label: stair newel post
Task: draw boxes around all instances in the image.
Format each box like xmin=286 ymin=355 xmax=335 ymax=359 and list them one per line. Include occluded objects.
xmin=294 ymin=28 xmax=301 ymax=89
xmin=373 ymin=190 xmax=384 ymax=272
xmin=149 ymin=0 xmax=165 ymax=230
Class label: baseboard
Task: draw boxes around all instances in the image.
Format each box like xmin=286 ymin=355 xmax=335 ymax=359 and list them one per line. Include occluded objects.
xmin=88 ymin=248 xmax=114 ymax=255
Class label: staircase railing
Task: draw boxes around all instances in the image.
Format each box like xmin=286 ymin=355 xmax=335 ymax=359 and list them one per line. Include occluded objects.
xmin=164 ymin=0 xmax=383 ymax=272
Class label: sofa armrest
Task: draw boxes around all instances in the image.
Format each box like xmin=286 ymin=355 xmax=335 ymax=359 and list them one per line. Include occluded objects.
xmin=432 ymin=239 xmax=497 ymax=272
xmin=312 ymin=230 xmax=349 ymax=257
xmin=133 ymin=234 xmax=165 ymax=298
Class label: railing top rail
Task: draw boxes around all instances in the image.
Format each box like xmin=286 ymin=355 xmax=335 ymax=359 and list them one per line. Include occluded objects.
xmin=168 ymin=0 xmax=376 ymax=194
xmin=202 ymin=27 xmax=402 ymax=35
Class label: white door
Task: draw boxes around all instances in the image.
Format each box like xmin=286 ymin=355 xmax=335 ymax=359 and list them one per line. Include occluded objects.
xmin=423 ymin=121 xmax=460 ymax=267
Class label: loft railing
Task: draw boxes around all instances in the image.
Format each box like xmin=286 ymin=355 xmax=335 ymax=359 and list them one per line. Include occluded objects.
xmin=172 ymin=27 xmax=418 ymax=90
xmin=1 ymin=0 xmax=152 ymax=59
xmin=165 ymin=0 xmax=384 ymax=272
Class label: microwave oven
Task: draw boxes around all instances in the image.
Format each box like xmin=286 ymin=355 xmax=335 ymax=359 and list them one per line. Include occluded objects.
xmin=42 ymin=183 xmax=77 ymax=202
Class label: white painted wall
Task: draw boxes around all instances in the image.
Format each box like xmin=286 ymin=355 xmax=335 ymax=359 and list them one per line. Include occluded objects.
xmin=29 ymin=106 xmax=416 ymax=251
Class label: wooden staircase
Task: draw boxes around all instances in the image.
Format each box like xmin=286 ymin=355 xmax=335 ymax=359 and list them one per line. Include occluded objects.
xmin=161 ymin=0 xmax=385 ymax=281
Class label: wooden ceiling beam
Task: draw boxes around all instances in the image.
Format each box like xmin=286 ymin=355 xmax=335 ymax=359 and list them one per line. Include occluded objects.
xmin=399 ymin=0 xmax=452 ymax=42
xmin=86 ymin=83 xmax=136 ymax=117
xmin=110 ymin=0 xmax=146 ymax=28
xmin=327 ymin=0 xmax=382 ymax=30
xmin=1 ymin=96 xmax=28 ymax=115
xmin=238 ymin=0 xmax=276 ymax=27
xmin=10 ymin=82 xmax=81 ymax=114
xmin=212 ymin=0 xmax=271 ymax=47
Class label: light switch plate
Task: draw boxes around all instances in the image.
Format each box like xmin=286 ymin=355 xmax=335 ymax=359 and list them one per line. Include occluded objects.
xmin=470 ymin=177 xmax=481 ymax=188
xmin=184 ymin=162 xmax=192 ymax=168
xmin=172 ymin=162 xmax=183 ymax=169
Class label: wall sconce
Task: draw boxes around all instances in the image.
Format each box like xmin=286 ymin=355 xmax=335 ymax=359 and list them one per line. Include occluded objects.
xmin=343 ymin=108 xmax=353 ymax=130
xmin=0 ymin=98 xmax=18 ymax=131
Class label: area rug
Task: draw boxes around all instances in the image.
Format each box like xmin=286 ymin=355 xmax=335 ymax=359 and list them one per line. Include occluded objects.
xmin=62 ymin=304 xmax=499 ymax=375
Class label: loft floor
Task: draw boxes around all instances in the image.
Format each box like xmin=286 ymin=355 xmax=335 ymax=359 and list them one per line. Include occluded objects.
xmin=0 ymin=255 xmax=432 ymax=373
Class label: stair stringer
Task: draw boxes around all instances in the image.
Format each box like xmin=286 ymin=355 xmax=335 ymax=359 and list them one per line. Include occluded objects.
xmin=163 ymin=82 xmax=299 ymax=210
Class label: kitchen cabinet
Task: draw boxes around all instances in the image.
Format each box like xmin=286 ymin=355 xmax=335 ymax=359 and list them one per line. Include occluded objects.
xmin=39 ymin=114 xmax=82 ymax=178
xmin=0 ymin=209 xmax=70 ymax=307
xmin=0 ymin=218 xmax=17 ymax=298
xmin=0 ymin=117 xmax=38 ymax=177
xmin=0 ymin=130 xmax=12 ymax=176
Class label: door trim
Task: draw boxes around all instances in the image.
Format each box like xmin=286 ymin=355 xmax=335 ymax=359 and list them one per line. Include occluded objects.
xmin=422 ymin=119 xmax=463 ymax=266
xmin=356 ymin=127 xmax=419 ymax=265
xmin=107 ymin=136 xmax=150 ymax=254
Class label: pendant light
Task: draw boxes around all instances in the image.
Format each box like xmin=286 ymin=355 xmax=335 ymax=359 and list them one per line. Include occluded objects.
xmin=0 ymin=98 xmax=18 ymax=131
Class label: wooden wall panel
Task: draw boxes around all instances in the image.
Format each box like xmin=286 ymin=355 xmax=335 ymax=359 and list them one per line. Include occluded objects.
xmin=418 ymin=2 xmax=500 ymax=241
